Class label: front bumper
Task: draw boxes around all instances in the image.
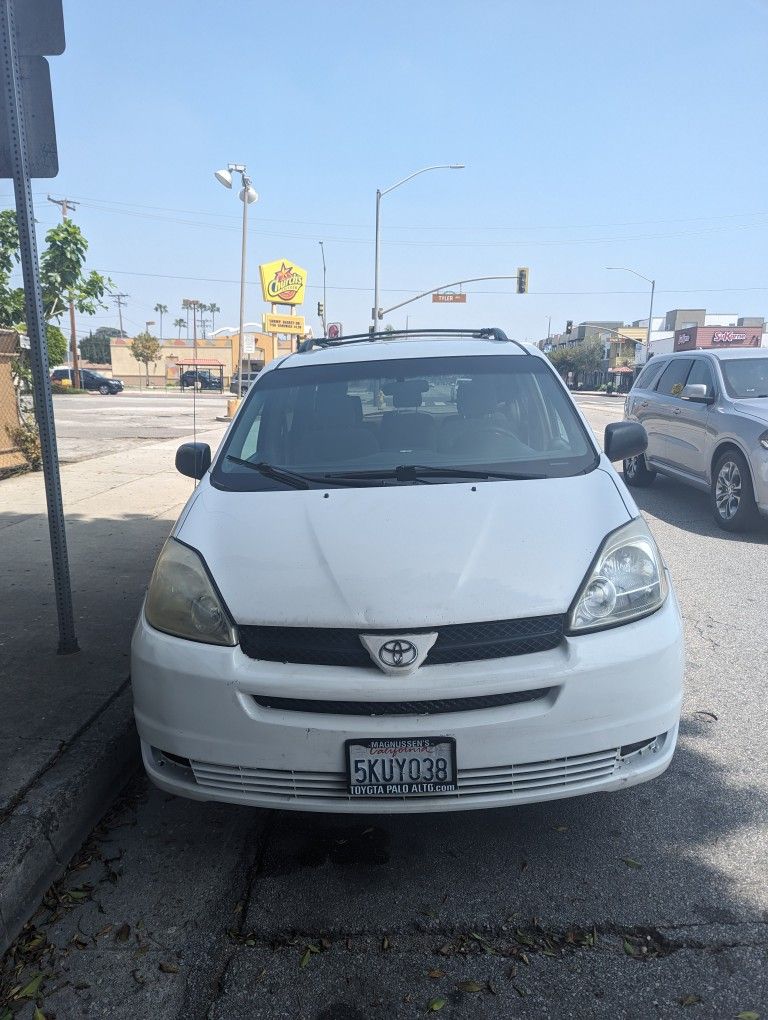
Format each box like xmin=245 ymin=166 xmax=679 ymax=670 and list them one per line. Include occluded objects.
xmin=131 ymin=585 xmax=684 ymax=814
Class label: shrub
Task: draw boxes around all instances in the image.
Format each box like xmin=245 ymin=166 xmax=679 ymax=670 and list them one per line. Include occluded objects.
xmin=7 ymin=415 xmax=41 ymax=470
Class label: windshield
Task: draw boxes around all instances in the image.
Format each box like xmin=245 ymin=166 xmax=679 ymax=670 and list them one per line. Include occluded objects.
xmin=719 ymin=358 xmax=768 ymax=399
xmin=213 ymin=354 xmax=597 ymax=490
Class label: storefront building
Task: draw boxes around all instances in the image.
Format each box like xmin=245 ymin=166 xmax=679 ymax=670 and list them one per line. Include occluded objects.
xmin=674 ymin=325 xmax=765 ymax=352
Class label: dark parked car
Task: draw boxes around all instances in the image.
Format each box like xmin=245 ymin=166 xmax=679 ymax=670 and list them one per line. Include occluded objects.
xmin=51 ymin=367 xmax=123 ymax=395
xmin=180 ymin=369 xmax=223 ymax=391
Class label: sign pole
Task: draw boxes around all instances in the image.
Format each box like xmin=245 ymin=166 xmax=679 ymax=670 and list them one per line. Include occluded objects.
xmin=0 ymin=0 xmax=77 ymax=653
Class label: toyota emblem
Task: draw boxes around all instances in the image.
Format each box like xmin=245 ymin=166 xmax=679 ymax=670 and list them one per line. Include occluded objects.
xmin=378 ymin=639 xmax=418 ymax=668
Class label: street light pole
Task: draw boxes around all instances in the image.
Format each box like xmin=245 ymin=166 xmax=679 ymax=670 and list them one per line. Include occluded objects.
xmin=606 ymin=266 xmax=656 ymax=350
xmin=215 ymin=164 xmax=258 ymax=401
xmin=237 ymin=175 xmax=250 ymax=399
xmin=372 ymin=164 xmax=464 ymax=334
xmin=319 ymin=240 xmax=327 ymax=336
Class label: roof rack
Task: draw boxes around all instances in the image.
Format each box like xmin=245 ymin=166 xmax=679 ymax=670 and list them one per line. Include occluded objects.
xmin=296 ymin=327 xmax=530 ymax=355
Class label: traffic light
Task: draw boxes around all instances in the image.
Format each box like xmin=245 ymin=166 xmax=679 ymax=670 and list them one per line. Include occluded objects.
xmin=317 ymin=301 xmax=324 ymax=317
xmin=566 ymin=320 xmax=573 ymax=335
xmin=516 ymin=267 xmax=529 ymax=294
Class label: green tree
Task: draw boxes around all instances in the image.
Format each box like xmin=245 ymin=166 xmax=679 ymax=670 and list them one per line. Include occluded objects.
xmin=16 ymin=322 xmax=67 ymax=365
xmin=173 ymin=317 xmax=186 ymax=338
xmin=208 ymin=302 xmax=220 ymax=333
xmin=130 ymin=331 xmax=162 ymax=385
xmin=80 ymin=326 xmax=121 ymax=364
xmin=153 ymin=302 xmax=168 ymax=340
xmin=547 ymin=337 xmax=603 ymax=385
xmin=0 ymin=209 xmax=110 ymax=360
xmin=39 ymin=219 xmax=110 ymax=320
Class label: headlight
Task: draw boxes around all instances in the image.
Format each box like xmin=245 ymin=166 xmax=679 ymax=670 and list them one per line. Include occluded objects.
xmin=144 ymin=538 xmax=236 ymax=645
xmin=568 ymin=517 xmax=668 ymax=633
xmin=759 ymin=430 xmax=768 ymax=451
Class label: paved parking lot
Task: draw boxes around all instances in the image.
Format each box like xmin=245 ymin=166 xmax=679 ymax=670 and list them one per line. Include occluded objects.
xmin=3 ymin=395 xmax=767 ymax=1019
xmin=51 ymin=392 xmax=229 ymax=463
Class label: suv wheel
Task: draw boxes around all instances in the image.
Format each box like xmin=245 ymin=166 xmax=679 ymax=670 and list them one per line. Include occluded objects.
xmin=623 ymin=454 xmax=656 ymax=488
xmin=712 ymin=449 xmax=758 ymax=532
xmin=98 ymin=384 xmax=110 ymax=395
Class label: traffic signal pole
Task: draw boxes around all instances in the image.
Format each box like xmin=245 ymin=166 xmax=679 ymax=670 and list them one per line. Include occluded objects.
xmin=0 ymin=0 xmax=77 ymax=653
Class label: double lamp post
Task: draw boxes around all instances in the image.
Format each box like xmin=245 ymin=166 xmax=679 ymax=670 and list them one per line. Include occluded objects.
xmin=215 ymin=164 xmax=258 ymax=401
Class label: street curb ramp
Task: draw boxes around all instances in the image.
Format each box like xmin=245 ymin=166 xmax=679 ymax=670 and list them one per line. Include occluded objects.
xmin=0 ymin=684 xmax=140 ymax=954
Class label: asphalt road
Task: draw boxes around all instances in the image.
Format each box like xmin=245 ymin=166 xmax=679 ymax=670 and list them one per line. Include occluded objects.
xmin=3 ymin=395 xmax=767 ymax=1019
xmin=51 ymin=391 xmax=230 ymax=463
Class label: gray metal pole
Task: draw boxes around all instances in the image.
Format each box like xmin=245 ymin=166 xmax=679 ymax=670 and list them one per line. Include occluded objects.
xmin=0 ymin=0 xmax=77 ymax=653
xmin=319 ymin=240 xmax=327 ymax=336
xmin=237 ymin=174 xmax=249 ymax=400
xmin=647 ymin=279 xmax=655 ymax=349
xmin=372 ymin=189 xmax=381 ymax=334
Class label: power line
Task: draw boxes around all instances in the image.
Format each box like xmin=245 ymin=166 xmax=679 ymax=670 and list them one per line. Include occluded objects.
xmin=94 ymin=267 xmax=768 ymax=296
xmin=15 ymin=190 xmax=768 ymax=234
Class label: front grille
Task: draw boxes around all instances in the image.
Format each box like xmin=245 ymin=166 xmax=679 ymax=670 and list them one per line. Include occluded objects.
xmin=188 ymin=748 xmax=619 ymax=803
xmin=253 ymin=687 xmax=552 ymax=716
xmin=238 ymin=615 xmax=565 ymax=668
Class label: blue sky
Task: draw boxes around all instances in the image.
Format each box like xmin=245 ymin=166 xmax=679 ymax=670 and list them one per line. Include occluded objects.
xmin=9 ymin=0 xmax=768 ymax=341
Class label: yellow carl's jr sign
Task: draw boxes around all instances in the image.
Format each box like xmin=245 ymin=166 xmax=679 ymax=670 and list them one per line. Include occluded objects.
xmin=263 ymin=313 xmax=306 ymax=335
xmin=259 ymin=259 xmax=308 ymax=306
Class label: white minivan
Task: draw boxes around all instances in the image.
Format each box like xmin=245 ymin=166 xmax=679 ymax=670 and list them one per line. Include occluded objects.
xmin=132 ymin=328 xmax=684 ymax=813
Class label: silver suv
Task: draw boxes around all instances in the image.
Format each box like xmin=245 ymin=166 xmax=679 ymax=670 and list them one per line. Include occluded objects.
xmin=623 ymin=348 xmax=768 ymax=531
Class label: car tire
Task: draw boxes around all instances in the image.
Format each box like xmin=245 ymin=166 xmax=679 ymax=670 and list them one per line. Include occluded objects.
xmin=623 ymin=454 xmax=656 ymax=488
xmin=711 ymin=449 xmax=759 ymax=532
xmin=98 ymin=384 xmax=110 ymax=395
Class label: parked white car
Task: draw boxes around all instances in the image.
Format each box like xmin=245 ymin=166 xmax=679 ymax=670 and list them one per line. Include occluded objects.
xmin=132 ymin=328 xmax=684 ymax=813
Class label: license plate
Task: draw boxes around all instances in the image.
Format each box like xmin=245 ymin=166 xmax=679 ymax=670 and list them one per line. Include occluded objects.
xmin=345 ymin=736 xmax=457 ymax=797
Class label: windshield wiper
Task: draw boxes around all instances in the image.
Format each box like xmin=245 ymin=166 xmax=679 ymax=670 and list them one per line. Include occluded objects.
xmin=322 ymin=464 xmax=545 ymax=482
xmin=226 ymin=456 xmax=314 ymax=489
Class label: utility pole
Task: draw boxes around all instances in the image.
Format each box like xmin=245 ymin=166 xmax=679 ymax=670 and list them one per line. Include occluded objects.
xmin=47 ymin=195 xmax=80 ymax=388
xmin=112 ymin=292 xmax=128 ymax=338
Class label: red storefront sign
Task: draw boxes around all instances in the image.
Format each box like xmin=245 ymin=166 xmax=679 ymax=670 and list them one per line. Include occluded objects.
xmin=674 ymin=325 xmax=763 ymax=351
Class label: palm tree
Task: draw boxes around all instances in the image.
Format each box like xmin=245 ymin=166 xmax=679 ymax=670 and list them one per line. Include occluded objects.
xmin=154 ymin=303 xmax=168 ymax=341
xmin=208 ymin=302 xmax=220 ymax=334
xmin=173 ymin=317 xmax=186 ymax=339
xmin=181 ymin=298 xmax=191 ymax=334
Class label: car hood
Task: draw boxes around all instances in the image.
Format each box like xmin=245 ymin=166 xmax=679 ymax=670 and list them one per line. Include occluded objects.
xmin=177 ymin=468 xmax=632 ymax=628
xmin=733 ymin=399 xmax=768 ymax=424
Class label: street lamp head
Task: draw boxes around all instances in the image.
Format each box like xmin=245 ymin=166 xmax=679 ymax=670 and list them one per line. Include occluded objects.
xmin=214 ymin=168 xmax=233 ymax=189
xmin=239 ymin=186 xmax=258 ymax=204
xmin=449 ymin=164 xmax=466 ymax=169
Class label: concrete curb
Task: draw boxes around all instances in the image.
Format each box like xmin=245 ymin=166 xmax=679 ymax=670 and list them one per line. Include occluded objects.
xmin=0 ymin=685 xmax=140 ymax=954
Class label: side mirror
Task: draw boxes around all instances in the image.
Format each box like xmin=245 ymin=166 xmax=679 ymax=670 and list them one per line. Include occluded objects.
xmin=175 ymin=442 xmax=211 ymax=480
xmin=604 ymin=421 xmax=647 ymax=462
xmin=680 ymin=383 xmax=713 ymax=404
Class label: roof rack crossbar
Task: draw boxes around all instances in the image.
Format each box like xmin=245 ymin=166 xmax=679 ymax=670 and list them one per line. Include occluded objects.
xmin=297 ymin=328 xmax=529 ymax=355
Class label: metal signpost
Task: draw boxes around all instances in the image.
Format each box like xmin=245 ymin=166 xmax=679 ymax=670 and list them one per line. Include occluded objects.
xmin=0 ymin=0 xmax=78 ymax=653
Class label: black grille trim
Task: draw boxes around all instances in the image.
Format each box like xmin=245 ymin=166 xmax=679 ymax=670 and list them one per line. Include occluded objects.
xmin=252 ymin=688 xmax=553 ymax=716
xmin=238 ymin=615 xmax=565 ymax=668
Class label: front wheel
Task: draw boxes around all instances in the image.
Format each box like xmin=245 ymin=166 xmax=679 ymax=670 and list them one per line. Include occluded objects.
xmin=98 ymin=384 xmax=110 ymax=395
xmin=623 ymin=454 xmax=656 ymax=488
xmin=712 ymin=449 xmax=758 ymax=532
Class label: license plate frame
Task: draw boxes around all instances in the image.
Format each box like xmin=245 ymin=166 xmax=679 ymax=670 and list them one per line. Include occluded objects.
xmin=345 ymin=736 xmax=458 ymax=798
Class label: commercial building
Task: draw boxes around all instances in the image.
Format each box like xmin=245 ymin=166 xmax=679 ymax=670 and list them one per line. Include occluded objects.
xmin=545 ymin=308 xmax=767 ymax=389
xmin=674 ymin=323 xmax=766 ymax=352
xmin=109 ymin=332 xmax=285 ymax=388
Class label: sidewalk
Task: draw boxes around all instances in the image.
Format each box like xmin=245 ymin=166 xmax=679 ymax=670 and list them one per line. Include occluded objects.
xmin=0 ymin=423 xmax=225 ymax=952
